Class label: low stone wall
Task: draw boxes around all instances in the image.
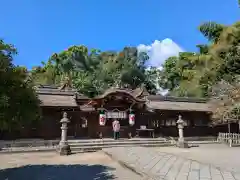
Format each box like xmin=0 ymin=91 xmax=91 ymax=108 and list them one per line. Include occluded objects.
xmin=0 ymin=139 xmax=59 ymax=149
xmin=169 ymin=136 xmax=217 ymax=141
xmin=0 ymin=136 xmax=217 ymax=149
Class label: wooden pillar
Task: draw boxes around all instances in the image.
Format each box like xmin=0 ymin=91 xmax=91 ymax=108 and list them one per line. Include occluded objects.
xmin=88 ymin=112 xmax=98 ymax=138
xmin=238 ymin=120 xmax=240 ymax=133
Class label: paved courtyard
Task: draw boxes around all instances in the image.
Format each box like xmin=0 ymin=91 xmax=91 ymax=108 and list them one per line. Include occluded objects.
xmin=155 ymin=144 xmax=240 ymax=173
xmin=1 ymin=144 xmax=240 ymax=180
xmin=103 ymin=145 xmax=240 ymax=180
xmin=0 ymin=151 xmax=142 ymax=180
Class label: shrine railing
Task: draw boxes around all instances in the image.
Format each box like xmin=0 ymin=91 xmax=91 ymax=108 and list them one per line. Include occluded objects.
xmin=217 ymin=132 xmax=240 ymax=147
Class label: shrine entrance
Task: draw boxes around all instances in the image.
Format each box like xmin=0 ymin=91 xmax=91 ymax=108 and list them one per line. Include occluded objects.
xmin=101 ymin=110 xmax=132 ymax=138
xmin=87 ymin=89 xmax=147 ymax=138
xmin=105 ymin=111 xmax=128 ymax=126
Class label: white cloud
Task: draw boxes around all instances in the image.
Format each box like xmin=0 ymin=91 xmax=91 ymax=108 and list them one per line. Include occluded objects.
xmin=138 ymin=38 xmax=184 ymax=67
xmin=140 ymin=38 xmax=184 ymax=95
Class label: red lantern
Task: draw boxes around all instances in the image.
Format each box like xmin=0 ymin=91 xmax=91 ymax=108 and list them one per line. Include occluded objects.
xmin=129 ymin=112 xmax=135 ymax=126
xmin=99 ymin=112 xmax=106 ymax=126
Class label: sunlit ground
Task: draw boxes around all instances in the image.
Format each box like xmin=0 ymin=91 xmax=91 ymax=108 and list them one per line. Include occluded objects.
xmin=155 ymin=144 xmax=240 ymax=173
xmin=0 ymin=151 xmax=141 ymax=180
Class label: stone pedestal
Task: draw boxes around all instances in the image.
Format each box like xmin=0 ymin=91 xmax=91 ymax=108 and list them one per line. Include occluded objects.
xmin=57 ymin=112 xmax=71 ymax=155
xmin=176 ymin=115 xmax=188 ymax=148
xmin=58 ymin=144 xmax=71 ymax=155
xmin=177 ymin=140 xmax=189 ymax=148
xmin=128 ymin=132 xmax=132 ymax=139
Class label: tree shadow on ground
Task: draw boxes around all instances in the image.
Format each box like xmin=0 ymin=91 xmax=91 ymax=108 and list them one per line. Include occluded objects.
xmin=0 ymin=164 xmax=116 ymax=180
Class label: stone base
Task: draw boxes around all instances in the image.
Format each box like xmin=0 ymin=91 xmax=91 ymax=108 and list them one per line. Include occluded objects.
xmin=128 ymin=132 xmax=132 ymax=139
xmin=57 ymin=144 xmax=71 ymax=155
xmin=177 ymin=141 xmax=189 ymax=148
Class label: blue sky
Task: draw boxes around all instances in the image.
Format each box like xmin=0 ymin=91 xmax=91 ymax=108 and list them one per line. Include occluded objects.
xmin=1 ymin=0 xmax=239 ymax=68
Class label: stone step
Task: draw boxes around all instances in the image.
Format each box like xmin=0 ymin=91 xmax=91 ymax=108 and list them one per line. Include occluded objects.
xmin=70 ymin=143 xmax=173 ymax=152
xmin=67 ymin=138 xmax=167 ymax=143
xmin=68 ymin=141 xmax=173 ymax=153
xmin=68 ymin=140 xmax=167 ymax=146
xmin=0 ymin=138 xmax=167 ymax=148
xmin=0 ymin=142 xmax=173 ymax=154
xmin=0 ymin=147 xmax=56 ymax=154
xmin=70 ymin=142 xmax=172 ymax=149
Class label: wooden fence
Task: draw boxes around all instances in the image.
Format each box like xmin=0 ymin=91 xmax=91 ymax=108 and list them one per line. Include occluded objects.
xmin=217 ymin=132 xmax=240 ymax=147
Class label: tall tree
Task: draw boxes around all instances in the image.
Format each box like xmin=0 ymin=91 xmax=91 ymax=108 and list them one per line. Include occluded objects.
xmin=39 ymin=45 xmax=157 ymax=97
xmin=199 ymin=22 xmax=225 ymax=43
xmin=159 ymin=52 xmax=208 ymax=97
xmin=30 ymin=60 xmax=59 ymax=86
xmin=0 ymin=40 xmax=41 ymax=131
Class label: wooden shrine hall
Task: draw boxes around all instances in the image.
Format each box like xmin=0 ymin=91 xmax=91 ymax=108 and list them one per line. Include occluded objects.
xmin=2 ymin=85 xmax=219 ymax=140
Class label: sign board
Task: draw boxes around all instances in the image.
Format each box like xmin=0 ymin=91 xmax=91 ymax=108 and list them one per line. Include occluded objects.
xmin=106 ymin=111 xmax=127 ymax=119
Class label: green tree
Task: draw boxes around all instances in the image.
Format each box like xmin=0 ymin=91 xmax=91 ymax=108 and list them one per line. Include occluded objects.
xmin=159 ymin=20 xmax=240 ymax=98
xmin=41 ymin=45 xmax=157 ymax=97
xmin=159 ymin=52 xmax=207 ymax=97
xmin=0 ymin=40 xmax=41 ymax=131
xmin=159 ymin=56 xmax=181 ymax=91
xmin=199 ymin=22 xmax=225 ymax=43
xmin=144 ymin=67 xmax=162 ymax=94
xmin=30 ymin=60 xmax=59 ymax=86
xmin=49 ymin=45 xmax=102 ymax=91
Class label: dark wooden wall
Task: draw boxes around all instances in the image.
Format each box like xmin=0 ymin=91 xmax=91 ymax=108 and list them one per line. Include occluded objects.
xmin=133 ymin=110 xmax=215 ymax=137
xmin=2 ymin=106 xmax=239 ymax=140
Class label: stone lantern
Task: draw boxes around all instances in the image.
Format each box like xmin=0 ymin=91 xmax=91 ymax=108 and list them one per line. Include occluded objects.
xmin=176 ymin=115 xmax=188 ymax=148
xmin=57 ymin=112 xmax=71 ymax=155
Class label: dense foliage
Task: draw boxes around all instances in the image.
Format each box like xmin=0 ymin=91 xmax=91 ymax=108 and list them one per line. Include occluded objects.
xmin=0 ymin=40 xmax=41 ymax=131
xmin=159 ymin=20 xmax=240 ymax=121
xmin=31 ymin=46 xmax=158 ymax=97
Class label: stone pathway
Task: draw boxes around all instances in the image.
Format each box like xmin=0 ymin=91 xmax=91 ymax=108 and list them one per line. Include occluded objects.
xmin=103 ymin=147 xmax=240 ymax=180
xmin=154 ymin=144 xmax=240 ymax=173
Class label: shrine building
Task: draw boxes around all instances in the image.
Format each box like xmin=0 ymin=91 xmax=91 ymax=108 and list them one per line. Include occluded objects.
xmin=2 ymin=85 xmax=235 ymax=140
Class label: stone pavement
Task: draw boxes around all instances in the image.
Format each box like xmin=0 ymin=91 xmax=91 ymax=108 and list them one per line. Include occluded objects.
xmin=154 ymin=144 xmax=240 ymax=174
xmin=103 ymin=146 xmax=240 ymax=180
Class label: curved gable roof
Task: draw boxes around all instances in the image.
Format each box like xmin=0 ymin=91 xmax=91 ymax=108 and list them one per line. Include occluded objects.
xmin=93 ymin=87 xmax=147 ymax=102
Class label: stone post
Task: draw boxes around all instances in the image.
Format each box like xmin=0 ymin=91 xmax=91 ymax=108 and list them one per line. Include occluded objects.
xmin=57 ymin=112 xmax=71 ymax=155
xmin=176 ymin=115 xmax=188 ymax=148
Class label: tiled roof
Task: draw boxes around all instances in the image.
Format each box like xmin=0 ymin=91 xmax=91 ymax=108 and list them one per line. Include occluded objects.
xmin=38 ymin=94 xmax=78 ymax=107
xmin=35 ymin=85 xmax=213 ymax=112
xmin=146 ymin=100 xmax=212 ymax=112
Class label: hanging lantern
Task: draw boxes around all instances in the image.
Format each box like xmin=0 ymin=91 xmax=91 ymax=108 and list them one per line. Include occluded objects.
xmin=99 ymin=111 xmax=106 ymax=126
xmin=129 ymin=111 xmax=135 ymax=126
